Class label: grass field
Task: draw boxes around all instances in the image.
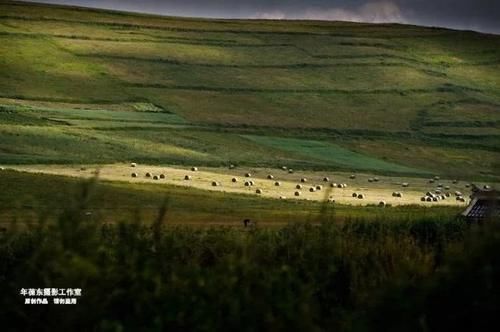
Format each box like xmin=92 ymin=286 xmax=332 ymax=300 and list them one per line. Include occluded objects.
xmin=0 ymin=0 xmax=499 ymax=182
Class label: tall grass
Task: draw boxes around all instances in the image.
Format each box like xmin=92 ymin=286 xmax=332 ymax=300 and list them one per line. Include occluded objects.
xmin=0 ymin=180 xmax=498 ymax=331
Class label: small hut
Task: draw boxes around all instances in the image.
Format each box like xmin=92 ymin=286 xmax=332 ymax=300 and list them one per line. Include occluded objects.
xmin=461 ymin=189 xmax=499 ymax=222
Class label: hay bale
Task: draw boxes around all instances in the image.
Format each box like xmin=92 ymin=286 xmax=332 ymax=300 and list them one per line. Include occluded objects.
xmin=331 ymin=183 xmax=337 ymax=188
xmin=153 ymin=175 xmax=159 ymax=180
xmin=426 ymin=196 xmax=432 ymax=202
xmin=294 ymin=191 xmax=301 ymax=196
xmin=444 ymin=185 xmax=450 ymax=190
xmin=296 ymin=184 xmax=303 ymax=189
xmin=374 ymin=177 xmax=380 ymax=182
xmin=357 ymin=194 xmax=365 ymax=199
xmin=434 ymin=176 xmax=440 ymax=180
xmin=244 ymin=181 xmax=251 ymax=187
xmin=432 ymin=197 xmax=438 ymax=202
xmin=309 ymin=187 xmax=316 ymax=192
xmin=352 ymin=192 xmax=358 ymax=197
xmin=350 ymin=174 xmax=356 ymax=179
xmin=396 ymin=192 xmax=402 ymax=198
xmin=323 ymin=177 xmax=329 ymax=182
xmin=378 ymin=201 xmax=386 ymax=207
xmin=441 ymin=195 xmax=446 ymax=200
xmin=301 ymin=178 xmax=307 ymax=183
xmin=392 ymin=192 xmax=398 ymax=197
xmin=159 ymin=174 xmax=165 ymax=179
xmin=131 ymin=172 xmax=138 ymax=178
xmin=145 ymin=172 xmax=152 ymax=178
xmin=455 ymin=191 xmax=462 ymax=196
xmin=328 ymin=198 xmax=336 ymax=203
xmin=256 ymin=188 xmax=262 ymax=194
xmin=267 ymin=174 xmax=274 ymax=180
xmin=484 ymin=185 xmax=491 ymax=190
xmin=368 ymin=178 xmax=374 ymax=183
xmin=452 ymin=179 xmax=458 ymax=184
xmin=429 ymin=179 xmax=435 ymax=183
xmin=250 ymin=180 xmax=255 ymax=186
xmin=229 ymin=164 xmax=235 ymax=169
xmin=343 ymin=183 xmax=348 ymax=188
xmin=279 ymin=196 xmax=286 ymax=200
xmin=212 ymin=181 xmax=219 ymax=187
xmin=191 ymin=167 xmax=198 ymax=172
xmin=130 ymin=162 xmax=137 ymax=167
xmin=184 ymin=175 xmax=192 ymax=180
xmin=437 ymin=183 xmax=443 ymax=188
xmin=445 ymin=192 xmax=451 ymax=197
xmin=288 ymin=169 xmax=294 ymax=174
xmin=465 ymin=183 xmax=471 ymax=188
xmin=402 ymin=183 xmax=409 ymax=188
xmin=316 ymin=185 xmax=322 ymax=190
xmin=245 ymin=173 xmax=252 ymax=178
xmin=232 ymin=177 xmax=238 ymax=183
xmin=421 ymin=196 xmax=426 ymax=202
xmin=282 ymin=166 xmax=288 ymax=171
xmin=274 ymin=181 xmax=281 ymax=186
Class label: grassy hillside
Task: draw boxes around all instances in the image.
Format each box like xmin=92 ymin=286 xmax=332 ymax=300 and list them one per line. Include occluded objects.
xmin=0 ymin=0 xmax=499 ymax=179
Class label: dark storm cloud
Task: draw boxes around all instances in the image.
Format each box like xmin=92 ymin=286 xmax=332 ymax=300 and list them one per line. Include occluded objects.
xmin=21 ymin=0 xmax=500 ymax=34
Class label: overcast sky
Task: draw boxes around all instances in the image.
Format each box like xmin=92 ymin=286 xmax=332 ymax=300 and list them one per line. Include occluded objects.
xmin=23 ymin=0 xmax=500 ymax=34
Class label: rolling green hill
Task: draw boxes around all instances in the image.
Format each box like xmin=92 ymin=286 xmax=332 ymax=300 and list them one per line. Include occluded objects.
xmin=0 ymin=0 xmax=499 ymax=179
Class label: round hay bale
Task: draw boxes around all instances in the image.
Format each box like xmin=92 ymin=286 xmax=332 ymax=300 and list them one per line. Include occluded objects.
xmin=145 ymin=172 xmax=152 ymax=178
xmin=191 ymin=167 xmax=198 ymax=172
xmin=350 ymin=174 xmax=356 ymax=179
xmin=392 ymin=192 xmax=398 ymax=197
xmin=426 ymin=196 xmax=432 ymax=202
xmin=357 ymin=194 xmax=365 ymax=199
xmin=130 ymin=162 xmax=137 ymax=167
xmin=153 ymin=175 xmax=159 ymax=180
xmin=274 ymin=181 xmax=281 ymax=186
xmin=435 ymin=189 xmax=442 ymax=194
xmin=131 ymin=172 xmax=138 ymax=178
xmin=445 ymin=192 xmax=451 ymax=197
xmin=212 ymin=181 xmax=219 ymax=187
xmin=256 ymin=188 xmax=262 ymax=194
xmin=455 ymin=191 xmax=462 ymax=196
xmin=229 ymin=164 xmax=235 ymax=169
xmin=294 ymin=191 xmax=301 ymax=196
xmin=309 ymin=187 xmax=316 ymax=192
xmin=429 ymin=179 xmax=435 ymax=183
xmin=328 ymin=198 xmax=336 ymax=203
xmin=282 ymin=166 xmax=288 ymax=171
xmin=323 ymin=177 xmax=329 ymax=182
xmin=368 ymin=178 xmax=374 ymax=183
xmin=245 ymin=173 xmax=252 ymax=178
xmin=465 ymin=183 xmax=470 ymax=188
xmin=432 ymin=197 xmax=438 ymax=202
xmin=232 ymin=177 xmax=238 ymax=183
xmin=396 ymin=192 xmax=403 ymax=198
xmin=244 ymin=181 xmax=251 ymax=187
xmin=452 ymin=179 xmax=458 ymax=184
xmin=374 ymin=177 xmax=380 ymax=182
xmin=288 ymin=169 xmax=294 ymax=174
xmin=421 ymin=196 xmax=426 ymax=202
xmin=352 ymin=192 xmax=358 ymax=197
xmin=279 ymin=196 xmax=286 ymax=200
xmin=437 ymin=183 xmax=443 ymax=188
xmin=184 ymin=175 xmax=192 ymax=180
xmin=378 ymin=201 xmax=386 ymax=207
xmin=159 ymin=174 xmax=165 ymax=179
xmin=250 ymin=180 xmax=255 ymax=186
xmin=301 ymin=178 xmax=307 ymax=183
xmin=296 ymin=184 xmax=303 ymax=189
xmin=267 ymin=174 xmax=274 ymax=180
xmin=402 ymin=183 xmax=409 ymax=188
xmin=331 ymin=183 xmax=337 ymax=188
xmin=434 ymin=176 xmax=440 ymax=180
xmin=316 ymin=185 xmax=322 ymax=190
xmin=343 ymin=183 xmax=348 ymax=188
xmin=484 ymin=185 xmax=491 ymax=190
xmin=444 ymin=185 xmax=450 ymax=190
xmin=441 ymin=195 xmax=446 ymax=200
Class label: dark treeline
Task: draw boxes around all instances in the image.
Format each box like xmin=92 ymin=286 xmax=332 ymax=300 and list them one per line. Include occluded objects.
xmin=0 ymin=183 xmax=498 ymax=331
